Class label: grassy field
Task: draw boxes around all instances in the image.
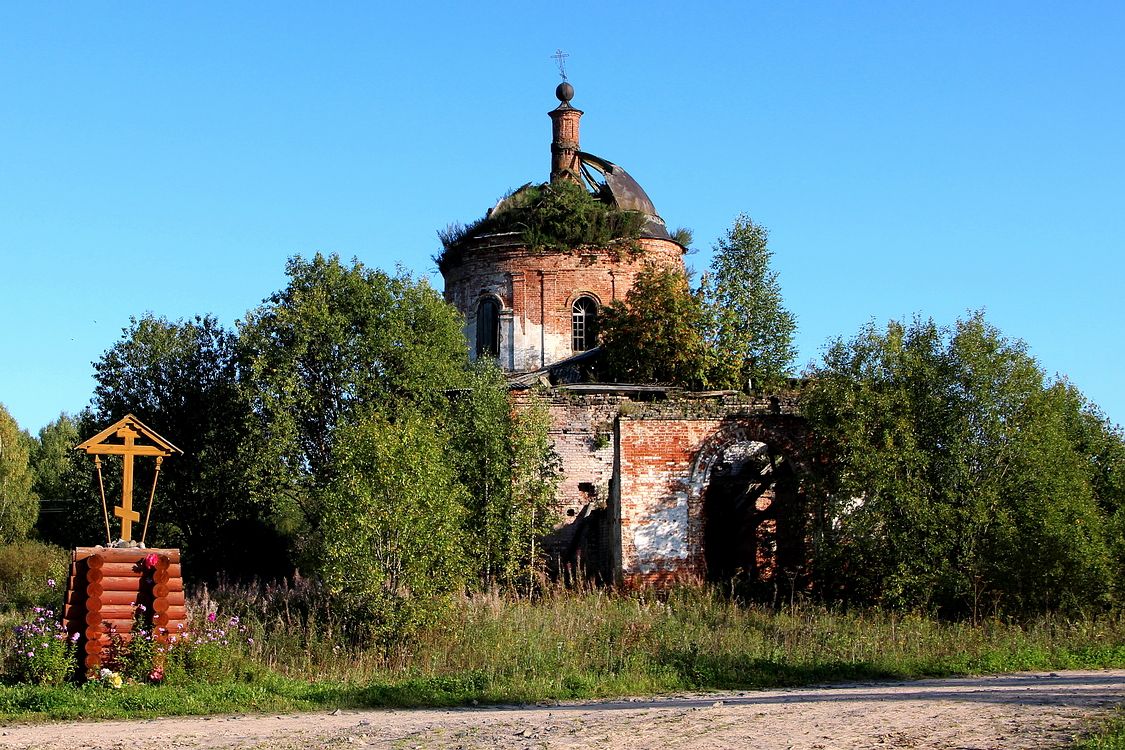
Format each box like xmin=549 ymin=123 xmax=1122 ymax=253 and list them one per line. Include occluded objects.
xmin=2 ymin=582 xmax=1123 ymax=726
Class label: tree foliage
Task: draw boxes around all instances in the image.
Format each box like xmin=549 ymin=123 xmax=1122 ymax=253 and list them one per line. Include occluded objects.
xmin=448 ymin=362 xmax=560 ymax=591
xmin=598 ymin=264 xmax=713 ymax=388
xmin=30 ymin=413 xmax=80 ymax=510
xmin=238 ymin=253 xmax=559 ymax=606
xmin=597 ymin=214 xmax=796 ymax=392
xmin=238 ymin=254 xmax=469 ymax=550
xmin=0 ymin=404 xmax=37 ymax=543
xmin=86 ymin=314 xmax=268 ymax=579
xmin=803 ymin=313 xmax=1123 ymax=618
xmin=320 ymin=410 xmax=469 ymax=643
xmin=31 ymin=412 xmax=104 ymax=549
xmin=702 ymin=214 xmax=797 ymax=389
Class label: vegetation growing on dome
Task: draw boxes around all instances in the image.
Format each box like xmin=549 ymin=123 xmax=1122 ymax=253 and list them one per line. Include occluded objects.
xmin=435 ymin=180 xmax=646 ymax=273
xmin=670 ymin=227 xmax=694 ymax=249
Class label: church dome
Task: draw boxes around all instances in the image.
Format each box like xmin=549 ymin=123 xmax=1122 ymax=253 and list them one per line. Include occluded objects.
xmin=438 ymin=83 xmax=685 ymax=373
xmin=572 ymin=151 xmax=671 ymax=241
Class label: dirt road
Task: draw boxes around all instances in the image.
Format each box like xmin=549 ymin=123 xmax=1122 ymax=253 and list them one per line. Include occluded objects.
xmin=2 ymin=670 xmax=1122 ymax=749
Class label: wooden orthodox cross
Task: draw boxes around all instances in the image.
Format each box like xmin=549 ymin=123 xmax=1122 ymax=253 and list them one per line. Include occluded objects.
xmin=76 ymin=414 xmax=181 ymax=544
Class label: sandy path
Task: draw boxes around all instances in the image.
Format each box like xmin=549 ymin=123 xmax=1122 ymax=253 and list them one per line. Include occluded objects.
xmin=1 ymin=670 xmax=1122 ymax=749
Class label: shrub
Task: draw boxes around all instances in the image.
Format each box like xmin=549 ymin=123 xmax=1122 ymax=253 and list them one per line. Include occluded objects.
xmin=319 ymin=411 xmax=469 ymax=645
xmin=0 ymin=542 xmax=69 ymax=612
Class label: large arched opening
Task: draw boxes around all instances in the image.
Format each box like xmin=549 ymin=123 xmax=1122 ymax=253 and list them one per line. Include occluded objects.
xmin=688 ymin=418 xmax=810 ymax=600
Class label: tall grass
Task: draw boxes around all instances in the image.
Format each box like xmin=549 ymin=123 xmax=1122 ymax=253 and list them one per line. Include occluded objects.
xmin=207 ymin=579 xmax=1125 ymax=701
xmin=2 ymin=579 xmax=1123 ymax=720
xmin=1079 ymin=714 xmax=1125 ymax=749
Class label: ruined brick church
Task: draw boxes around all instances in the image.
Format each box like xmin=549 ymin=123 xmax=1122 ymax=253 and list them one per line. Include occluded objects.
xmin=440 ymin=83 xmax=811 ymax=590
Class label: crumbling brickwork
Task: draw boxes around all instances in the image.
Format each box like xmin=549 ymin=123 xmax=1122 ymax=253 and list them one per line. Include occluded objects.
xmin=533 ymin=392 xmax=810 ymax=589
xmin=443 ymin=240 xmax=683 ymax=373
xmin=529 ymin=392 xmax=627 ymax=581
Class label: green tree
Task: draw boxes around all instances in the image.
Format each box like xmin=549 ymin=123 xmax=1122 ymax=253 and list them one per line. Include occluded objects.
xmin=238 ymin=254 xmax=470 ymax=556
xmin=599 ymin=264 xmax=712 ymax=388
xmin=702 ymin=214 xmax=797 ymax=389
xmin=31 ymin=412 xmax=104 ymax=548
xmin=448 ymin=362 xmax=514 ymax=589
xmin=448 ymin=361 xmax=560 ymax=590
xmin=89 ymin=314 xmax=267 ymax=579
xmin=1039 ymin=381 xmax=1125 ymax=597
xmin=319 ymin=410 xmax=469 ymax=643
xmin=30 ymin=413 xmax=80 ymax=508
xmin=803 ymin=312 xmax=1118 ymax=617
xmin=0 ymin=404 xmax=37 ymax=543
xmin=507 ymin=392 xmax=562 ymax=593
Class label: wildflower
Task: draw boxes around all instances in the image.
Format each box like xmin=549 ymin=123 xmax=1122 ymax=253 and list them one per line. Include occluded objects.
xmin=26 ymin=652 xmax=34 ymax=658
xmin=145 ymin=553 xmax=159 ymax=568
xmin=149 ymin=666 xmax=165 ymax=682
xmin=47 ymin=578 xmax=56 ymax=588
xmin=136 ymin=603 xmax=147 ymax=613
xmin=207 ymin=612 xmax=217 ymax=623
xmin=70 ymin=632 xmax=81 ymax=642
xmin=247 ymin=637 xmax=254 ymax=645
xmin=98 ymin=668 xmax=123 ymax=688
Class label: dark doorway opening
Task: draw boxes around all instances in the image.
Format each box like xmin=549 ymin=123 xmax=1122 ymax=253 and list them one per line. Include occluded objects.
xmin=702 ymin=442 xmax=801 ymax=600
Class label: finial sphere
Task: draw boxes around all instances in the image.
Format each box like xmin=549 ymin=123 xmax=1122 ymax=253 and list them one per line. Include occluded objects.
xmin=556 ymin=82 xmax=574 ymax=104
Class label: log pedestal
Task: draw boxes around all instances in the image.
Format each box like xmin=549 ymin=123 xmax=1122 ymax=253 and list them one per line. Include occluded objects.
xmin=62 ymin=547 xmax=187 ymax=674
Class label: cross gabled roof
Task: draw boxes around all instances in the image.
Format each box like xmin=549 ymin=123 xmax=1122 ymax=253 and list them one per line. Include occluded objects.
xmin=75 ymin=413 xmax=183 ymax=456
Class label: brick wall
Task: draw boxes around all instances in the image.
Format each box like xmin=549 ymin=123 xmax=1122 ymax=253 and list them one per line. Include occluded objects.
xmin=616 ymin=417 xmax=715 ymax=584
xmin=613 ymin=404 xmax=810 ymax=588
xmin=527 ymin=391 xmax=810 ymax=588
xmin=533 ymin=393 xmax=629 ymax=581
xmin=443 ymin=239 xmax=684 ymax=373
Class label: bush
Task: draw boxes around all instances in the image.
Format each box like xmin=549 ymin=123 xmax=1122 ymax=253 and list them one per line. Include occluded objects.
xmin=162 ymin=613 xmax=253 ymax=684
xmin=0 ymin=542 xmax=69 ymax=612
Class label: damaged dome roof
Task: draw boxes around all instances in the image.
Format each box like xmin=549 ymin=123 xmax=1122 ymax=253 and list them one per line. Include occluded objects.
xmin=574 ymin=150 xmax=671 ymax=241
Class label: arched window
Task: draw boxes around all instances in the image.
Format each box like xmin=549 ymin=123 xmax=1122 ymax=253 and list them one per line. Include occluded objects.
xmin=572 ymin=296 xmax=598 ymax=352
xmin=476 ymin=297 xmax=500 ymax=358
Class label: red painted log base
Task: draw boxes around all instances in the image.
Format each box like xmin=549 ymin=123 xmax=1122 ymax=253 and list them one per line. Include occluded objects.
xmin=62 ymin=547 xmax=187 ymax=674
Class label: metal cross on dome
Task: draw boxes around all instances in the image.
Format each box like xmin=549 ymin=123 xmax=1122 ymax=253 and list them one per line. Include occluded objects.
xmin=76 ymin=414 xmax=182 ymax=544
xmin=552 ymin=49 xmax=569 ymax=81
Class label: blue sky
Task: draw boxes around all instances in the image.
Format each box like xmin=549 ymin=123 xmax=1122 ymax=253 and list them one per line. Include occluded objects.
xmin=2 ymin=2 xmax=1122 ymax=433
